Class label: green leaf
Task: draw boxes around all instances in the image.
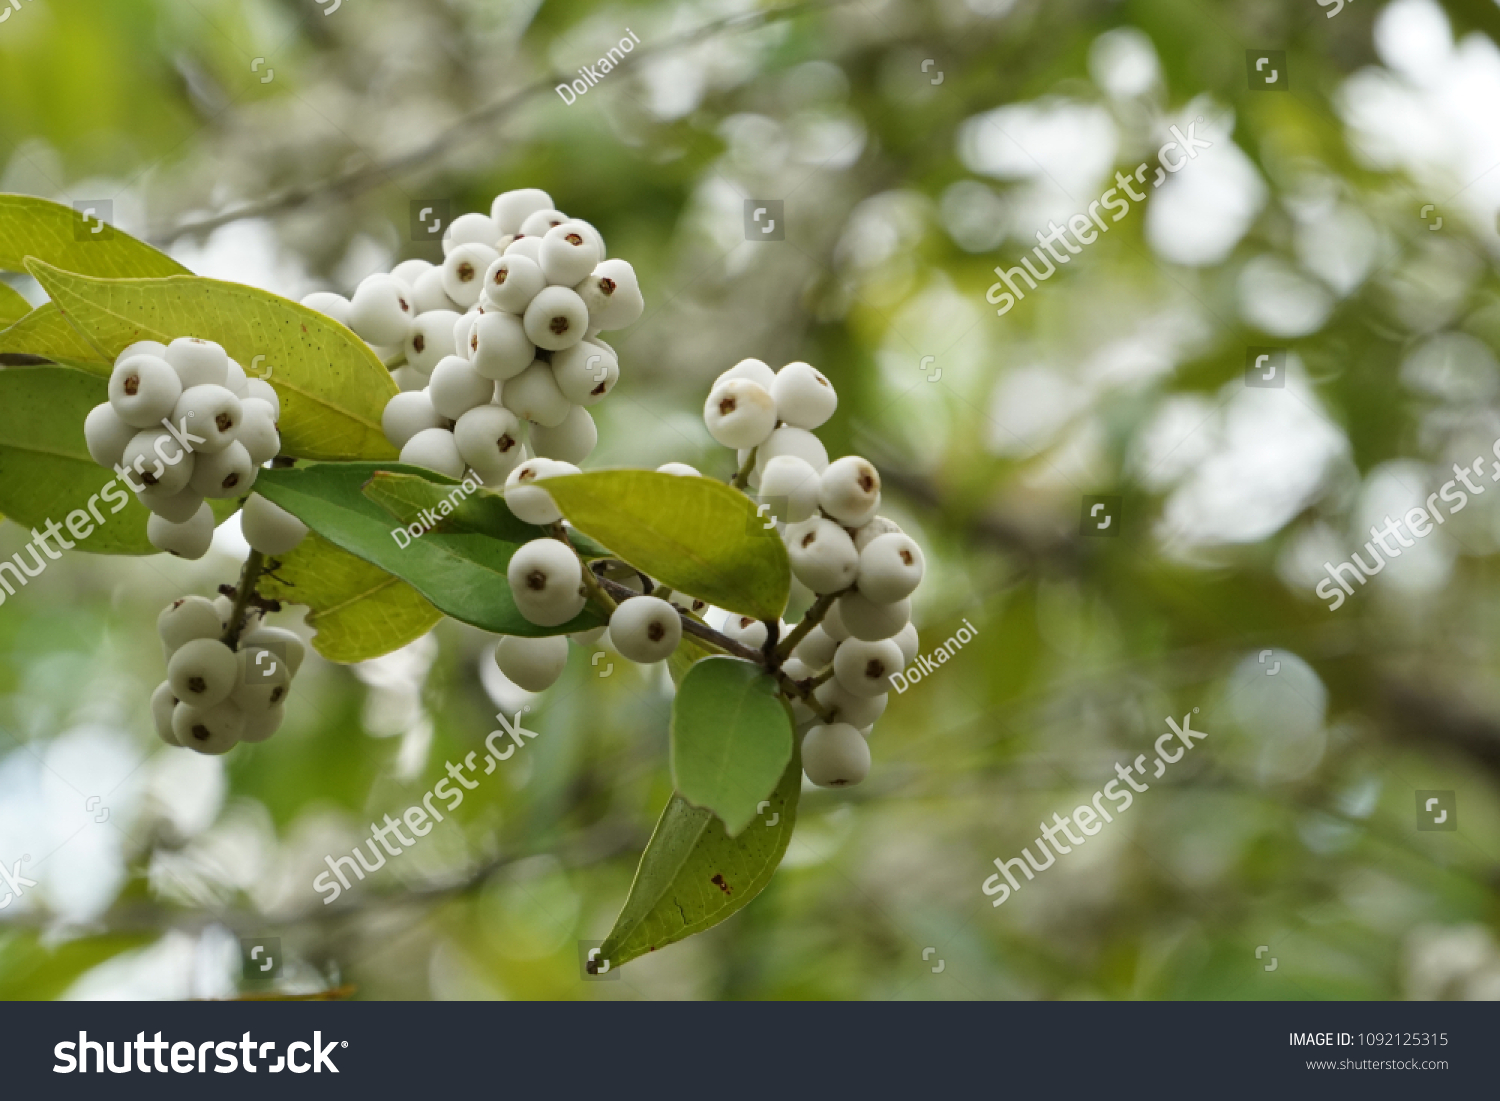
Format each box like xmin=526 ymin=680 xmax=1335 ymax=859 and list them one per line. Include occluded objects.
xmin=596 ymin=749 xmax=802 ymax=971
xmin=544 ymin=470 xmax=790 ymax=621
xmin=667 ymin=632 xmax=717 ymax=687
xmin=362 ymin=470 xmax=542 ymax=544
xmin=0 ymin=194 xmax=187 ymax=279
xmin=0 ymin=283 xmax=30 ymax=325
xmin=258 ymin=532 xmax=443 ymax=663
xmin=0 ymin=304 xmax=106 ymax=371
xmin=671 ymin=657 xmax=793 ymax=836
xmin=0 ymin=365 xmax=157 ymax=555
xmin=254 ymin=463 xmax=604 ymax=637
xmin=25 ymin=260 xmax=397 ymax=461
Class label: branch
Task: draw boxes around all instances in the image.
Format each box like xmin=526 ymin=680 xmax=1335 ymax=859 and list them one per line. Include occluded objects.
xmin=593 ymin=573 xmax=764 ymax=664
xmin=150 ymin=0 xmax=861 ymax=243
xmin=776 ymin=591 xmax=838 ymax=660
xmin=222 ymin=550 xmax=268 ymax=650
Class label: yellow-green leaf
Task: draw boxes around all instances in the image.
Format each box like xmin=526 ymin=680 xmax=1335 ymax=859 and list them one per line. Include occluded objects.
xmin=257 ymin=532 xmax=443 ymax=664
xmin=545 ymin=470 xmax=790 ymax=621
xmin=0 ymin=304 xmax=111 ymax=371
xmin=25 ymin=261 xmax=397 ymax=462
xmin=0 ymin=283 xmax=31 ymax=325
xmin=0 ymin=194 xmax=187 ymax=279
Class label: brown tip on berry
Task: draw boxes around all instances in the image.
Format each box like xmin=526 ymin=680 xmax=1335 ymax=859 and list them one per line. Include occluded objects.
xmin=141 ymin=471 xmax=159 ymax=486
xmin=899 ymin=549 xmax=913 ymax=565
xmin=647 ymin=622 xmax=665 ymax=642
xmin=271 ymin=687 xmax=285 ymax=704
xmin=192 ymin=724 xmax=210 ymax=741
xmin=458 ymin=262 xmax=476 ymax=282
xmin=413 ymin=334 xmax=426 ymax=353
xmin=494 ymin=269 xmax=508 ymax=285
xmin=526 ymin=569 xmax=548 ymax=591
xmin=599 ymin=278 xmax=616 ymax=296
xmin=864 ymin=659 xmax=885 ymax=678
xmin=497 ymin=434 xmax=516 ymax=453
xmin=187 ymin=676 xmax=206 ymax=694
xmin=857 ymin=470 xmax=876 ymax=492
xmin=590 ymin=381 xmax=607 ymax=396
xmin=800 ymin=532 xmax=816 ymax=548
xmin=124 ymin=374 xmax=140 ymax=396
xmin=565 ymin=233 xmax=583 ymax=246
xmin=718 ymin=397 xmax=737 ymax=416
xmin=549 ymin=316 xmax=570 ymax=336
xmin=216 ymin=412 xmax=234 ymax=433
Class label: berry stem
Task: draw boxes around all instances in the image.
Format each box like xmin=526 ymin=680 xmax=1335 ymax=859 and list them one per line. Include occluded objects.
xmin=560 ymin=525 xmax=616 ymax=613
xmin=730 ymin=447 xmax=758 ymax=490
xmin=776 ymin=671 xmax=835 ymax=723
xmin=775 ymin=591 xmax=839 ymax=661
xmin=223 ymin=550 xmax=268 ymax=650
xmin=592 ymin=573 xmax=764 ymax=664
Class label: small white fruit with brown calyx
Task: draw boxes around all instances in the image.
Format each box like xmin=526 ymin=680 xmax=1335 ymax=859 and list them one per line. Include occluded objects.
xmin=784 ymin=517 xmax=859 ymax=594
xmin=608 ymin=596 xmax=682 ymax=663
xmin=801 ymin=722 xmax=871 ymax=788
xmin=539 ymin=221 xmax=602 ymax=287
xmin=491 ymin=189 xmax=555 ymax=236
xmin=171 ymin=700 xmax=244 ymax=755
xmin=164 ymin=338 xmax=230 ymax=389
xmin=716 ymin=358 xmax=776 ymax=391
xmin=455 ymin=404 xmax=526 ymax=485
xmin=748 ymin=426 xmax=829 ymax=487
xmin=857 ymin=532 xmax=924 ymax=603
xmin=507 ymin=537 xmax=586 ymax=627
xmin=110 ymin=355 xmax=183 ymax=428
xmin=833 ymin=637 xmax=904 ymax=698
xmin=770 ymin=361 xmax=837 ymax=430
xmin=704 ymin=378 xmax=777 ymax=450
xmin=482 ymin=254 xmax=546 ymax=315
xmin=469 ymin=310 xmax=535 ymax=381
xmin=502 ymin=359 xmax=572 ymax=427
xmin=792 ymin=623 xmax=839 ymax=668
xmin=405 ymin=310 xmax=461 ymax=374
xmin=348 ymin=273 xmax=415 ymax=346
xmin=172 ymin=385 xmax=242 ymax=454
xmin=157 ymin=595 xmax=222 ymax=656
xmin=494 ymin=635 xmax=570 ymax=692
xmin=442 ymin=243 xmax=501 ymax=309
xmin=122 ymin=429 xmax=194 ymax=495
xmin=503 ymin=458 xmax=578 ymax=525
xmin=189 ymin=440 xmax=256 ymax=499
xmin=168 ymin=637 xmax=239 ymax=708
xmin=574 ymin=259 xmax=642 ymax=331
xmin=85 ymin=403 xmax=136 ymax=469
xmin=819 ymin=455 xmax=882 ymax=526
xmin=523 ymin=286 xmax=589 ymax=352
xmin=852 ymin=515 xmax=902 ymax=552
xmin=813 ymin=679 xmax=888 ymax=728
xmin=242 ymin=625 xmax=306 ymax=677
xmin=427 ymin=356 xmax=495 ymax=420
xmin=237 ymin=398 xmax=281 ymax=466
xmin=551 ymin=341 xmax=618 ymax=405
xmin=151 ymin=682 xmax=181 ymax=745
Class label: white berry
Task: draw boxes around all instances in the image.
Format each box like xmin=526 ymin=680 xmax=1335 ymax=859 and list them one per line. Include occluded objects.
xmin=165 ymin=338 xmax=230 ymax=389
xmin=454 ymin=404 xmax=526 ymax=484
xmin=792 ymin=623 xmax=839 ymax=668
xmin=503 ymin=458 xmax=576 ymax=525
xmin=757 ymin=454 xmax=821 ymax=523
xmin=123 ymin=429 xmax=194 ymax=495
xmin=383 ymin=390 xmax=445 ymax=450
xmin=412 ymin=267 xmax=461 ymax=314
xmin=157 ymin=595 xmax=222 ymax=656
xmin=502 ymin=360 xmax=572 ymax=427
xmin=400 ymin=427 xmax=467 ymax=480
xmin=492 ymin=189 xmax=555 ymax=235
xmin=173 ymin=385 xmax=242 ymax=454
xmin=443 ymin=244 xmax=501 ymax=309
xmin=495 ymin=634 xmax=570 ymax=692
xmin=168 ymin=637 xmax=239 ymax=707
xmin=444 ymin=212 xmax=501 ymax=253
xmin=574 ymin=259 xmax=642 ymax=330
xmin=151 ymin=681 xmax=180 ymax=745
xmin=428 ymin=356 xmax=495 ymax=420
xmin=801 ymin=722 xmax=871 ymax=787
xmin=405 ymin=310 xmax=461 ymax=374
xmin=139 ymin=487 xmax=205 ymax=524
xmin=504 ymin=235 xmax=545 ymax=265
xmin=523 ymin=286 xmax=589 ymax=351
xmin=838 ymin=591 xmax=910 ymax=641
xmin=390 ymin=259 xmax=432 ymax=288
xmin=852 ymin=515 xmax=902 ymax=552
xmin=857 ymin=533 xmax=924 ymax=603
xmin=819 ymin=455 xmax=882 ymax=525
xmin=469 ymin=310 xmax=534 ymax=381
xmin=771 ymin=361 xmax=837 ymax=430
xmin=813 ymin=679 xmax=888 ymax=728
xmin=784 ymin=517 xmax=859 ymax=594
xmin=242 ymin=378 xmax=279 ymax=421
xmin=240 ymin=703 xmax=286 ymax=744
xmin=189 ymin=440 xmax=256 ymax=499
xmin=717 ymin=358 xmax=776 ymax=391
xmin=540 ymin=221 xmax=602 ymax=287
xmin=242 ymin=625 xmax=306 ymax=677
xmin=609 ymin=596 xmax=682 ymax=663
xmin=241 ymin=492 xmax=308 ymax=555
xmin=232 ymin=644 xmax=292 ymax=712
xmin=530 ymin=405 xmax=597 ymax=465
xmin=84 ymin=402 xmax=136 ymax=468
xmin=110 ymin=354 xmax=183 ymax=428
xmin=481 ymin=254 xmax=546 ymax=315
xmin=892 ymin=621 xmax=919 ymax=665
xmin=551 ymin=341 xmax=618 ymax=405
xmin=348 ymin=273 xmax=415 ymax=346
xmin=704 ymin=378 xmax=777 ymax=449
xmin=507 ymin=537 xmax=586 ymax=627
xmin=833 ymin=637 xmax=903 ymax=697
xmin=172 ymin=700 xmax=244 ymax=755
xmin=751 ymin=426 xmax=829 ymax=486
xmin=658 ymin=462 xmax=701 ymax=477
xmin=519 ymin=208 xmax=570 ymax=238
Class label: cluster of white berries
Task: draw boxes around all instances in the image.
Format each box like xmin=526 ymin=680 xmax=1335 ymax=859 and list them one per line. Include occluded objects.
xmin=151 ymin=594 xmax=306 ymax=754
xmin=705 ymin=358 xmax=925 ymax=790
xmin=82 ymin=337 xmax=306 ymax=560
xmin=301 ymin=188 xmax=643 ymax=483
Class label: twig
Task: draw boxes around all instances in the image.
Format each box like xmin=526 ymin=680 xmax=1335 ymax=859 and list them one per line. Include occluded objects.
xmin=731 ymin=447 xmax=758 ymax=491
xmin=593 ymin=573 xmax=763 ymax=663
xmin=777 ymin=591 xmax=838 ymax=660
xmin=223 ymin=550 xmax=267 ymax=650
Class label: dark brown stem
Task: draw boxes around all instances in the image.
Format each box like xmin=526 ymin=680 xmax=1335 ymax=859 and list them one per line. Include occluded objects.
xmin=223 ymin=550 xmax=267 ymax=650
xmin=776 ymin=591 xmax=839 ymax=660
xmin=593 ymin=574 xmax=763 ymax=663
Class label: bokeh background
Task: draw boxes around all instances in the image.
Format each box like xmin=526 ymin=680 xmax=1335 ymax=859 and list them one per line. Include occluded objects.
xmin=2 ymin=0 xmax=1500 ymax=1000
